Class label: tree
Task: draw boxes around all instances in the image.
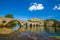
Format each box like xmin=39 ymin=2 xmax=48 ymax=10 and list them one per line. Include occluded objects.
xmin=4 ymin=14 xmax=14 ymax=18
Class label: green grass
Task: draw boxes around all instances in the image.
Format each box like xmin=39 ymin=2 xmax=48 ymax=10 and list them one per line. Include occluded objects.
xmin=50 ymin=36 xmax=60 ymax=39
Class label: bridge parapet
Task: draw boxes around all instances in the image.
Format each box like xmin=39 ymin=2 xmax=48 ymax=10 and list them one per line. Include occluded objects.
xmin=0 ymin=17 xmax=45 ymax=34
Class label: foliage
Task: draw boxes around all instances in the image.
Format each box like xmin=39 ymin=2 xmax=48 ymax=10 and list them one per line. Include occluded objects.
xmin=51 ymin=36 xmax=60 ymax=39
xmin=4 ymin=14 xmax=14 ymax=18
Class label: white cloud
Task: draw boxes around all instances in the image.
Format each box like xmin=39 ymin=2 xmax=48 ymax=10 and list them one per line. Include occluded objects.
xmin=53 ymin=4 xmax=60 ymax=10
xmin=29 ymin=3 xmax=44 ymax=11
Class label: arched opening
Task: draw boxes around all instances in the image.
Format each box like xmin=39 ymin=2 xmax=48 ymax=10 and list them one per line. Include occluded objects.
xmin=36 ymin=24 xmax=38 ymax=27
xmin=6 ymin=20 xmax=22 ymax=31
xmin=23 ymin=23 xmax=27 ymax=29
xmin=33 ymin=24 xmax=35 ymax=27
xmin=35 ymin=24 xmax=38 ymax=30
xmin=2 ymin=20 xmax=6 ymax=23
xmin=0 ymin=20 xmax=6 ymax=28
xmin=30 ymin=23 xmax=32 ymax=29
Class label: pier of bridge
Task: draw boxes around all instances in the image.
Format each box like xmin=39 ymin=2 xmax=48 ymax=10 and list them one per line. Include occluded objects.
xmin=0 ymin=17 xmax=56 ymax=34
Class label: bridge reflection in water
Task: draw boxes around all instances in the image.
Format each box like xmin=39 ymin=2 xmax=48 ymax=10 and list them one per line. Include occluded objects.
xmin=13 ymin=26 xmax=60 ymax=36
xmin=7 ymin=21 xmax=60 ymax=34
xmin=11 ymin=22 xmax=60 ymax=35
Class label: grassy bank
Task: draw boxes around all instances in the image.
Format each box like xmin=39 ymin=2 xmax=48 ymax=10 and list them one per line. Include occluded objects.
xmin=50 ymin=36 xmax=60 ymax=39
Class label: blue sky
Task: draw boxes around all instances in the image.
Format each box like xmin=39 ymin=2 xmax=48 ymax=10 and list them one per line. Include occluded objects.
xmin=0 ymin=0 xmax=60 ymax=20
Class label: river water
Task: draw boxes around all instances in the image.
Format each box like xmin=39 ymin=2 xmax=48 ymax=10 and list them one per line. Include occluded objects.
xmin=12 ymin=24 xmax=60 ymax=36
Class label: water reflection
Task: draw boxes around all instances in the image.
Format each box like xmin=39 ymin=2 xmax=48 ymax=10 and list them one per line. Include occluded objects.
xmin=14 ymin=26 xmax=60 ymax=36
xmin=23 ymin=24 xmax=27 ymax=29
xmin=6 ymin=20 xmax=21 ymax=31
xmin=13 ymin=23 xmax=20 ymax=31
xmin=7 ymin=21 xmax=60 ymax=36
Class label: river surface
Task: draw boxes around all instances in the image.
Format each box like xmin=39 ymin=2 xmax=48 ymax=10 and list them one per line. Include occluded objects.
xmin=7 ymin=20 xmax=60 ymax=36
xmin=3 ymin=21 xmax=60 ymax=40
xmin=12 ymin=24 xmax=60 ymax=36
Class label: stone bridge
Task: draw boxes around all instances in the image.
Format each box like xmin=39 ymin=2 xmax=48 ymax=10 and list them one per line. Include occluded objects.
xmin=0 ymin=17 xmax=45 ymax=32
xmin=0 ymin=17 xmax=57 ymax=34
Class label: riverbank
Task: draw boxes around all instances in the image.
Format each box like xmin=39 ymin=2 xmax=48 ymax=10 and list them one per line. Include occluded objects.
xmin=0 ymin=32 xmax=60 ymax=40
xmin=50 ymin=36 xmax=60 ymax=39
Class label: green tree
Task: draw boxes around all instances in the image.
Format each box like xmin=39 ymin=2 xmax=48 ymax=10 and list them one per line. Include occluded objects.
xmin=4 ymin=14 xmax=14 ymax=18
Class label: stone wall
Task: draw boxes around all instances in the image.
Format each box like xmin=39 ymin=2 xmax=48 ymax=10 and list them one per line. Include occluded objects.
xmin=0 ymin=27 xmax=14 ymax=34
xmin=0 ymin=17 xmax=58 ymax=34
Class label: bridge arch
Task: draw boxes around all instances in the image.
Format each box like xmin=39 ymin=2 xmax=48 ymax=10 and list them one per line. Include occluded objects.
xmin=23 ymin=23 xmax=28 ymax=30
xmin=30 ymin=23 xmax=32 ymax=29
xmin=33 ymin=24 xmax=35 ymax=27
xmin=5 ymin=20 xmax=22 ymax=31
xmin=36 ymin=24 xmax=39 ymax=28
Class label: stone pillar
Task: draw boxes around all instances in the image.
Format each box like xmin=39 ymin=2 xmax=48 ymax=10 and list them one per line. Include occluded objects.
xmin=27 ymin=23 xmax=30 ymax=31
xmin=34 ymin=24 xmax=36 ymax=32
xmin=18 ymin=23 xmax=25 ymax=32
xmin=38 ymin=25 xmax=41 ymax=33
xmin=31 ymin=24 xmax=34 ymax=32
xmin=37 ymin=25 xmax=40 ymax=32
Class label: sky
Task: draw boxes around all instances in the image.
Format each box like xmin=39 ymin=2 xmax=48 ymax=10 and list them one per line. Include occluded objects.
xmin=0 ymin=0 xmax=60 ymax=20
